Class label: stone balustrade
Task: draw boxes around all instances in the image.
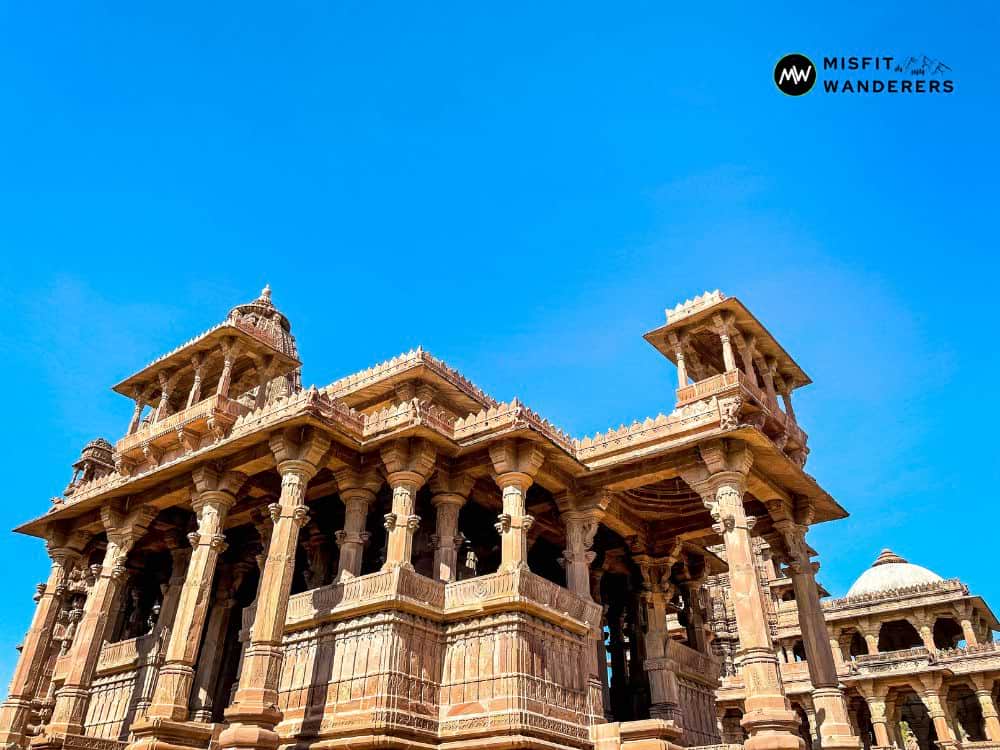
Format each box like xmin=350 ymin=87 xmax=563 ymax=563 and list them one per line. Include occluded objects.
xmin=824 ymin=578 xmax=968 ymax=612
xmin=115 ymin=393 xmax=249 ymax=459
xmin=668 ymin=638 xmax=721 ymax=682
xmin=241 ymin=567 xmax=601 ymax=639
xmin=94 ymin=633 xmax=160 ymax=676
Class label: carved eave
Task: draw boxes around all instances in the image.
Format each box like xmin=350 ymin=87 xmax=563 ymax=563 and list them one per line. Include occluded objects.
xmin=113 ymin=323 xmax=300 ymax=405
xmin=644 ymin=295 xmax=811 ymax=390
xmin=734 ymin=426 xmax=846 ymax=524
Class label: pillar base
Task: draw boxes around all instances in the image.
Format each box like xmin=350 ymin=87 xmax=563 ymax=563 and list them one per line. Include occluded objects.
xmin=0 ymin=698 xmax=32 ymax=750
xmin=591 ymin=719 xmax=684 ymax=750
xmin=216 ymin=721 xmax=281 ymax=750
xmin=127 ymin=717 xmax=215 ymax=750
xmin=742 ymin=708 xmax=806 ymax=750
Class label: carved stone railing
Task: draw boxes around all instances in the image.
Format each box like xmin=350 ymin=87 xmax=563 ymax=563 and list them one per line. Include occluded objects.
xmin=844 ymin=647 xmax=935 ymax=676
xmin=115 ymin=393 xmax=249 ymax=458
xmin=824 ymin=578 xmax=968 ymax=612
xmin=445 ymin=568 xmax=601 ymax=628
xmin=667 ymin=639 xmax=720 ymax=683
xmin=676 ymin=370 xmax=743 ymax=406
xmin=241 ymin=568 xmax=600 ymax=638
xmin=95 ymin=633 xmax=160 ymax=675
xmin=779 ymin=661 xmax=811 ymax=681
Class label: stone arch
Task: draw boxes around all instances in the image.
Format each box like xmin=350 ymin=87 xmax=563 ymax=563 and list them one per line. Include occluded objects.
xmin=848 ymin=693 xmax=875 ymax=750
xmin=946 ymin=682 xmax=987 ymax=742
xmin=933 ymin=617 xmax=964 ymax=650
xmin=878 ymin=619 xmax=923 ymax=652
xmin=792 ymin=638 xmax=807 ymax=662
xmin=844 ymin=628 xmax=869 ymax=657
xmin=888 ymin=686 xmax=936 ymax=750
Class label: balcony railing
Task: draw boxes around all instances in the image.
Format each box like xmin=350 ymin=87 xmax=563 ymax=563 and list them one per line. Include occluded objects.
xmin=241 ymin=567 xmax=601 ymax=638
xmin=115 ymin=393 xmax=250 ymax=461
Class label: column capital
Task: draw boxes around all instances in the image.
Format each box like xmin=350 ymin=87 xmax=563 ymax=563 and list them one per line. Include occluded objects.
xmin=489 ymin=438 xmax=545 ymax=479
xmin=380 ymin=437 xmax=437 ymax=481
xmin=269 ymin=427 xmax=331 ymax=479
xmin=191 ymin=464 xmax=248 ymax=504
xmin=334 ymin=466 xmax=382 ymax=498
xmin=429 ymin=467 xmax=474 ymax=500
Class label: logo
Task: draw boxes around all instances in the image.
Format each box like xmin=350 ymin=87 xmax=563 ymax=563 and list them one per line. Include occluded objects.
xmin=774 ymin=54 xmax=816 ymax=96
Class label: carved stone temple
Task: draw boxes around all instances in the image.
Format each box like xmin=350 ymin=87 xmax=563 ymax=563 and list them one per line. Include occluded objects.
xmin=709 ymin=544 xmax=1000 ymax=750
xmin=0 ymin=287 xmax=986 ymax=750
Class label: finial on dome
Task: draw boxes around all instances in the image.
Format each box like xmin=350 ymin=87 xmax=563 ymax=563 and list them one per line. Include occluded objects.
xmin=261 ymin=283 xmax=272 ymax=301
xmin=872 ymin=548 xmax=907 ymax=567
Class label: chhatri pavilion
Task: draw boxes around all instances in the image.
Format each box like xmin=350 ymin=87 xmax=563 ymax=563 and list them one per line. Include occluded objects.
xmin=1 ymin=287 xmax=992 ymax=750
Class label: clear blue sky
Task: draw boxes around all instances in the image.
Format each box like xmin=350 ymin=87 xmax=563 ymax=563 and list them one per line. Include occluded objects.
xmin=1 ymin=2 xmax=997 ymax=692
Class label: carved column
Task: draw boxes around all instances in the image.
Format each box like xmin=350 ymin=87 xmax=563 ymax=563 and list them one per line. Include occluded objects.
xmin=489 ymin=440 xmax=545 ymax=572
xmin=189 ymin=562 xmax=253 ymax=723
xmin=775 ymin=517 xmax=860 ymax=750
xmin=633 ymin=541 xmax=684 ymax=730
xmin=127 ymin=388 xmax=145 ymax=435
xmin=0 ymin=533 xmax=88 ymax=749
xmin=132 ymin=468 xmax=246 ymax=734
xmin=970 ymin=675 xmax=1000 ymax=741
xmin=712 ymin=313 xmax=738 ymax=373
xmin=44 ymin=507 xmax=157 ymax=739
xmin=561 ymin=511 xmax=599 ymax=597
xmin=682 ymin=440 xmax=803 ymax=750
xmin=430 ymin=470 xmax=473 ymax=582
xmin=186 ymin=354 xmax=204 ymax=408
xmin=380 ymin=439 xmax=436 ymax=570
xmin=865 ymin=695 xmax=892 ymax=747
xmin=333 ymin=468 xmax=381 ymax=580
xmin=215 ymin=338 xmax=242 ymax=399
xmin=133 ymin=538 xmax=191 ymax=715
xmin=955 ymin=603 xmax=980 ymax=647
xmin=218 ymin=429 xmax=329 ymax=750
xmin=915 ymin=676 xmax=956 ymax=750
xmin=153 ymin=370 xmax=177 ymax=423
xmin=667 ymin=330 xmax=689 ymax=388
xmin=911 ymin=613 xmax=937 ymax=653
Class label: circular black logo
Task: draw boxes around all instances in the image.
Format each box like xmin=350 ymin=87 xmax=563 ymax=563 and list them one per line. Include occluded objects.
xmin=774 ymin=54 xmax=816 ymax=96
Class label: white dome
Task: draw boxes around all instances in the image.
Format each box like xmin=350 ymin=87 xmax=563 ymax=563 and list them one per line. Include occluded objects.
xmin=845 ymin=549 xmax=943 ymax=598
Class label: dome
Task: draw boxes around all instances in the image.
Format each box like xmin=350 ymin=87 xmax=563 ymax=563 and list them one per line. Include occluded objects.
xmin=845 ymin=549 xmax=943 ymax=598
xmin=226 ymin=284 xmax=298 ymax=358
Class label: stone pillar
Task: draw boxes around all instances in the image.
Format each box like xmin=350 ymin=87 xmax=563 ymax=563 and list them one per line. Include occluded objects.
xmin=489 ymin=440 xmax=545 ymax=572
xmin=189 ymin=562 xmax=253 ymax=723
xmin=380 ymin=439 xmax=436 ymax=570
xmin=633 ymin=542 xmax=684 ymax=729
xmin=864 ymin=696 xmax=892 ymax=749
xmin=0 ymin=533 xmax=88 ymax=749
xmin=44 ymin=507 xmax=157 ymax=739
xmin=134 ymin=468 xmax=246 ymax=730
xmin=133 ymin=539 xmax=191 ymax=715
xmin=186 ymin=354 xmax=204 ymax=408
xmin=430 ymin=470 xmax=474 ymax=582
xmin=912 ymin=615 xmax=937 ymax=653
xmin=215 ymin=338 xmax=241 ymax=399
xmin=915 ymin=678 xmax=956 ymax=750
xmin=561 ymin=511 xmax=599 ymax=597
xmin=127 ymin=389 xmax=145 ymax=435
xmin=776 ymin=518 xmax=861 ymax=750
xmin=683 ymin=441 xmax=803 ymax=750
xmin=153 ymin=370 xmax=175 ymax=423
xmin=218 ymin=429 xmax=329 ymax=750
xmin=829 ymin=632 xmax=845 ymax=666
xmin=333 ymin=468 xmax=381 ymax=580
xmin=667 ymin=331 xmax=688 ymax=388
xmin=713 ymin=313 xmax=738 ymax=373
xmin=971 ymin=676 xmax=1000 ymax=742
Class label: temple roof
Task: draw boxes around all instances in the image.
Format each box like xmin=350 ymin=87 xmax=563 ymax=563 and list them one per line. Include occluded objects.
xmin=845 ymin=549 xmax=943 ymax=598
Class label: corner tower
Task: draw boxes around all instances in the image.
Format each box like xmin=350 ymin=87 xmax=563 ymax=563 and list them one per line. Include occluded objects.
xmin=644 ymin=290 xmax=811 ymax=466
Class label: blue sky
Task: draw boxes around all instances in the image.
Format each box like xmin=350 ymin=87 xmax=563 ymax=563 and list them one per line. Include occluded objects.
xmin=0 ymin=2 xmax=997 ymax=692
